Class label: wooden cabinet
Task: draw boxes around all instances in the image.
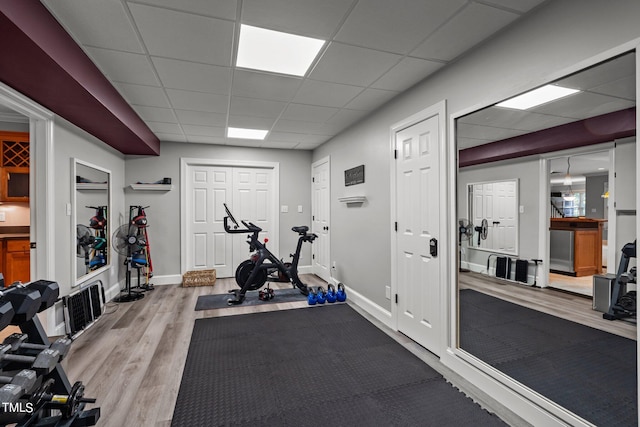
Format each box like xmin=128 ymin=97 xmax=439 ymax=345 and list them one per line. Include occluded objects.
xmin=1 ymin=239 xmax=30 ymax=286
xmin=550 ymin=218 xmax=605 ymax=277
xmin=0 ymin=131 xmax=29 ymax=202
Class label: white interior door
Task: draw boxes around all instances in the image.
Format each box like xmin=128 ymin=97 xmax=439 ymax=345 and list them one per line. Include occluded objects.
xmin=185 ymin=163 xmax=275 ymax=278
xmin=312 ymin=157 xmax=330 ymax=281
xmin=395 ymin=114 xmax=442 ymax=356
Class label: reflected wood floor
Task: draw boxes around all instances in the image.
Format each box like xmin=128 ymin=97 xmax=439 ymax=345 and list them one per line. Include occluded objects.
xmin=459 ymin=271 xmax=636 ymax=340
xmin=61 ymin=275 xmax=328 ymax=427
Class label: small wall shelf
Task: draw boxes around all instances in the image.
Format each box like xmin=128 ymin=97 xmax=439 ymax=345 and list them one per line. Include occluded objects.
xmin=77 ymin=182 xmax=108 ymax=191
xmin=338 ymin=195 xmax=367 ymax=205
xmin=129 ymin=183 xmax=174 ymax=191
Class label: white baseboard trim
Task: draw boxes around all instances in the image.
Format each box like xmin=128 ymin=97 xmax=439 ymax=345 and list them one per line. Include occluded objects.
xmin=298 ymin=265 xmax=313 ymax=275
xmin=332 ymin=280 xmax=393 ymax=329
xmin=148 ymin=274 xmax=183 ymax=286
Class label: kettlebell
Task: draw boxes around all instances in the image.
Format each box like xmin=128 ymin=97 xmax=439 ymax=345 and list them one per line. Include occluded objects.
xmin=307 ymin=287 xmax=318 ymax=305
xmin=316 ymin=286 xmax=327 ymax=304
xmin=326 ymin=283 xmax=337 ymax=303
xmin=336 ymin=283 xmax=347 ymax=302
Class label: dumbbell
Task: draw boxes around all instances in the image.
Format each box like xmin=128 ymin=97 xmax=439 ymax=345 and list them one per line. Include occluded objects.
xmin=0 ymin=285 xmax=41 ymax=325
xmin=0 ymin=302 xmax=14 ymax=332
xmin=3 ymin=334 xmax=72 ymax=361
xmin=26 ymin=280 xmax=59 ymax=313
xmin=0 ymin=369 xmax=38 ymax=404
xmin=0 ymin=345 xmax=61 ymax=375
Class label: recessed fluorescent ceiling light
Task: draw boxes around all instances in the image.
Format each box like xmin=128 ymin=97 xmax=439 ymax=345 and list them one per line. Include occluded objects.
xmin=236 ymin=24 xmax=325 ymax=76
xmin=227 ymin=127 xmax=268 ymax=140
xmin=496 ymin=84 xmax=580 ymax=110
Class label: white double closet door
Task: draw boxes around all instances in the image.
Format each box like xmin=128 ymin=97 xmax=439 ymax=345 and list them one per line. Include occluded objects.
xmin=185 ymin=164 xmax=277 ymax=278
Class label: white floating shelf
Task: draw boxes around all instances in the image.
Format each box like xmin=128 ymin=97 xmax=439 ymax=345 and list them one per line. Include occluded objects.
xmin=129 ymin=184 xmax=174 ymax=191
xmin=77 ymin=182 xmax=108 ymax=190
xmin=338 ymin=196 xmax=367 ymax=205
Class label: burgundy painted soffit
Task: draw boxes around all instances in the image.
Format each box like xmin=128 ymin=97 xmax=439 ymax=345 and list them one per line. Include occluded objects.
xmin=0 ymin=1 xmax=159 ymax=155
xmin=459 ymin=107 xmax=636 ymax=168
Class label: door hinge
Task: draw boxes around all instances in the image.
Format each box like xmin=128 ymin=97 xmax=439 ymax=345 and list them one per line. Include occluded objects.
xmin=394 ymin=222 xmax=398 ymax=232
xmin=394 ymin=149 xmax=398 ymax=159
xmin=614 ymin=172 xmax=617 ymax=178
xmin=395 ymin=294 xmax=398 ymax=304
xmin=312 ymin=177 xmax=315 ymax=182
xmin=312 ymin=215 xmax=315 ymax=221
xmin=312 ymin=254 xmax=315 ymax=260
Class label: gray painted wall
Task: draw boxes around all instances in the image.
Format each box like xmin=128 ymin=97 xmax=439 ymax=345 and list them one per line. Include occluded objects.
xmin=0 ymin=121 xmax=28 ymax=132
xmin=124 ymin=142 xmax=313 ymax=277
xmin=313 ymin=0 xmax=640 ymax=310
xmin=586 ymin=175 xmax=607 ymax=219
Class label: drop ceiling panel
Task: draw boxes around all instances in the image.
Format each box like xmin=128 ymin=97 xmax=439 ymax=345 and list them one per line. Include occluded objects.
xmin=281 ymin=104 xmax=339 ymax=122
xmin=129 ymin=0 xmax=238 ymax=20
xmin=459 ymin=107 xmax=573 ymax=132
xmin=292 ymin=80 xmax=364 ymax=108
xmin=372 ymin=57 xmax=444 ymax=92
xmin=152 ymin=57 xmax=231 ymax=94
xmin=155 ymin=132 xmax=187 ymax=142
xmin=590 ymin=76 xmax=636 ymax=100
xmin=165 ymin=89 xmax=229 ymax=113
xmin=86 ymin=48 xmax=160 ymax=86
xmin=480 ymin=0 xmax=548 ymax=13
xmin=296 ymin=142 xmax=323 ymax=150
xmin=146 ymin=121 xmax=184 ymax=134
xmin=227 ymin=115 xmax=276 ymax=129
xmin=44 ymin=0 xmax=144 ymax=53
xmin=261 ymin=141 xmax=299 ymax=150
xmin=114 ymin=83 xmax=171 ymax=108
xmin=272 ymin=119 xmax=328 ymax=134
xmin=325 ymin=109 xmax=368 ymax=128
xmin=229 ymin=97 xmax=287 ymax=118
xmin=411 ymin=3 xmax=519 ymax=62
xmin=231 ymin=70 xmax=302 ymax=101
xmin=187 ymin=135 xmax=227 ymax=144
xmin=556 ymin=52 xmax=636 ymax=91
xmin=528 ymin=91 xmax=635 ymax=119
xmin=181 ymin=124 xmax=225 ymax=137
xmin=129 ymin=3 xmax=234 ymax=66
xmin=345 ymin=88 xmax=399 ymax=110
xmin=175 ymin=109 xmax=227 ymax=127
xmin=311 ymin=43 xmax=402 ymax=87
xmin=241 ymin=0 xmax=352 ymax=39
xmin=132 ymin=105 xmax=178 ymax=123
xmin=335 ymin=0 xmax=466 ymax=54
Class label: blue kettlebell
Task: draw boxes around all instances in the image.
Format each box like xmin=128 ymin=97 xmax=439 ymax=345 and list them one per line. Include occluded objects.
xmin=316 ymin=286 xmax=327 ymax=304
xmin=307 ymin=287 xmax=318 ymax=305
xmin=336 ymin=283 xmax=347 ymax=302
xmin=326 ymin=284 xmax=337 ymax=303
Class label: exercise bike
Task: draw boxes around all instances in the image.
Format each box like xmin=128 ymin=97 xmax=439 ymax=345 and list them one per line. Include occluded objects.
xmin=603 ymin=240 xmax=636 ymax=321
xmin=223 ymin=203 xmax=317 ymax=305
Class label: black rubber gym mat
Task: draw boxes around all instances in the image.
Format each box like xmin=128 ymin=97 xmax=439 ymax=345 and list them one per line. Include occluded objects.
xmin=172 ymin=304 xmax=507 ymax=426
xmin=194 ymin=287 xmax=308 ymax=310
xmin=460 ymin=289 xmax=637 ymax=427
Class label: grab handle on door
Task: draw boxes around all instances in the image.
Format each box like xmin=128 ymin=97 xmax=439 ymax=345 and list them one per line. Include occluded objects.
xmin=429 ymin=238 xmax=438 ymax=257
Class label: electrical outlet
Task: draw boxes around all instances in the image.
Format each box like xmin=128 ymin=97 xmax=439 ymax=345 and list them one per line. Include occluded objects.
xmin=519 ymin=205 xmax=524 ymax=213
xmin=281 ymin=205 xmax=288 ymax=213
xmin=385 ymin=286 xmax=391 ymax=299
xmin=0 ymin=212 xmax=5 ymax=222
xmin=298 ymin=205 xmax=303 ymax=213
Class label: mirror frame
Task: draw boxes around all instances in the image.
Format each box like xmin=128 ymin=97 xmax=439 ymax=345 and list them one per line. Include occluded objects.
xmin=465 ymin=179 xmax=519 ymax=256
xmin=71 ymin=158 xmax=112 ymax=287
xmin=449 ymin=46 xmax=637 ymax=423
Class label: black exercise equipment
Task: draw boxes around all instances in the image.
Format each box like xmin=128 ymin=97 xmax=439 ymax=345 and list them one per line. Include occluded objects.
xmin=0 ymin=280 xmax=60 ymax=327
xmin=111 ymin=224 xmax=146 ymax=302
xmin=3 ymin=334 xmax=72 ymax=361
xmin=603 ymin=240 xmax=636 ymax=321
xmin=0 ymin=370 xmax=38 ymax=402
xmin=223 ymin=203 xmax=316 ymax=305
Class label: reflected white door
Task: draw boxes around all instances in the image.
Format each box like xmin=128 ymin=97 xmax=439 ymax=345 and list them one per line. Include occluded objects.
xmin=185 ymin=165 xmax=275 ymax=277
xmin=312 ymin=157 xmax=330 ymax=281
xmin=395 ymin=114 xmax=441 ymax=356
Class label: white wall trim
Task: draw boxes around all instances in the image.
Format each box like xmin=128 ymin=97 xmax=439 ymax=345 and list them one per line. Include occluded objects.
xmin=179 ymin=157 xmax=280 ymax=275
xmin=339 ymin=282 xmax=393 ymax=329
xmin=149 ymin=274 xmax=183 ymax=286
xmin=389 ymin=100 xmax=448 ymax=354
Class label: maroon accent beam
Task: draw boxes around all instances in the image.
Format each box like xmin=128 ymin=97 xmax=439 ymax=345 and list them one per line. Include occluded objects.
xmin=459 ymin=108 xmax=636 ymax=168
xmin=0 ymin=1 xmax=159 ymax=155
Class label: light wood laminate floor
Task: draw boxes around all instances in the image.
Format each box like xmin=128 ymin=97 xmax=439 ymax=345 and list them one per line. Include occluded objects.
xmin=61 ymin=275 xmax=328 ymax=427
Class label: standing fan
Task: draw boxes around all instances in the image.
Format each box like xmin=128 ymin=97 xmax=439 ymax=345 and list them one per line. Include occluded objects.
xmin=112 ymin=224 xmax=146 ymax=302
xmin=458 ymin=219 xmax=474 ymax=272
xmin=76 ymin=224 xmax=96 ymax=274
xmin=474 ymin=218 xmax=489 ymax=246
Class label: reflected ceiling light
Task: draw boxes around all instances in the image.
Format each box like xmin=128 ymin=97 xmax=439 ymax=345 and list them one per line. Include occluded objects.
xmin=496 ymin=84 xmax=580 ymax=110
xmin=236 ymin=24 xmax=325 ymax=77
xmin=227 ymin=127 xmax=268 ymax=140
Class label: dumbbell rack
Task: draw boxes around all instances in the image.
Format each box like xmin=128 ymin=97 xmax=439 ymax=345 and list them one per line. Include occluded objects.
xmin=0 ymin=279 xmax=100 ymax=426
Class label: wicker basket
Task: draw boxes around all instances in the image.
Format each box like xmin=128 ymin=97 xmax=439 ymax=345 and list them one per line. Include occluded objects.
xmin=182 ymin=269 xmax=216 ymax=287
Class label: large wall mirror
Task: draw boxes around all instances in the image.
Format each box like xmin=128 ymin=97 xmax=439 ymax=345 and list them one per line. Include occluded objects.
xmin=456 ymin=51 xmax=636 ymax=426
xmin=73 ymin=159 xmax=111 ymax=285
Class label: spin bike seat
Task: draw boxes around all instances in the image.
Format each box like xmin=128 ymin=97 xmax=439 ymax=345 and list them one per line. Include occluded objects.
xmin=292 ymin=226 xmax=309 ymax=234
